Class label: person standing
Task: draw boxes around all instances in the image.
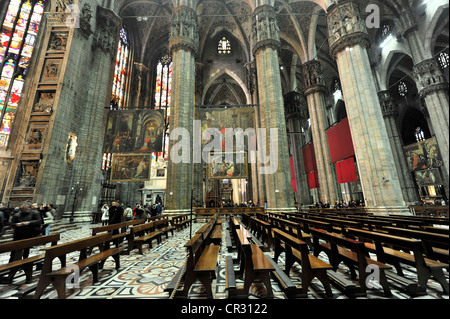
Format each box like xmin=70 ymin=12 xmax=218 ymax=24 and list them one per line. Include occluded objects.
xmin=156 ymin=203 xmax=163 ymax=215
xmin=133 ymin=204 xmax=146 ymax=221
xmin=42 ymin=204 xmax=55 ymax=235
xmin=101 ymin=204 xmax=109 ymax=226
xmin=124 ymin=205 xmax=133 ymax=221
xmin=109 ymin=201 xmax=123 ymax=225
xmin=9 ymin=202 xmax=42 ymax=261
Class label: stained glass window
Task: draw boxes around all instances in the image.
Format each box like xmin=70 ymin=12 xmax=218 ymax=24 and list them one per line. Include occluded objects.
xmin=111 ymin=27 xmax=130 ymax=110
xmin=437 ymin=52 xmax=449 ymax=69
xmin=218 ymin=37 xmax=231 ymax=54
xmin=0 ymin=0 xmax=45 ymax=148
xmin=154 ymin=55 xmax=173 ymax=160
xmin=381 ymin=24 xmax=391 ymax=37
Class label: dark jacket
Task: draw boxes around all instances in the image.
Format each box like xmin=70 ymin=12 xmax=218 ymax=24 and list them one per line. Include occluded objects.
xmin=108 ymin=205 xmax=124 ymax=224
xmin=11 ymin=209 xmax=42 ymax=239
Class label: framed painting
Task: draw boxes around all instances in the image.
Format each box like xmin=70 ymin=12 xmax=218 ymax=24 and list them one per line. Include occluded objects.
xmin=110 ymin=153 xmax=151 ymax=182
xmin=208 ymin=152 xmax=248 ymax=180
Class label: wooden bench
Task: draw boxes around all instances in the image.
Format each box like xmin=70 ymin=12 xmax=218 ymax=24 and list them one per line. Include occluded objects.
xmin=0 ymin=234 xmax=60 ymax=284
xmin=154 ymin=217 xmax=175 ymax=239
xmin=230 ymin=223 xmax=275 ymax=297
xmin=346 ymin=227 xmax=449 ymax=296
xmin=273 ymin=228 xmax=333 ymax=297
xmin=309 ymin=228 xmax=392 ymax=297
xmin=269 ymin=216 xmax=313 ymax=248
xmin=172 ymin=214 xmax=191 ymax=231
xmin=33 ymin=233 xmax=123 ymax=299
xmin=380 ymin=226 xmax=449 ymax=264
xmin=307 ymin=215 xmax=362 ymax=235
xmin=249 ymin=217 xmax=273 ymax=250
xmin=181 ymin=220 xmax=220 ymax=298
xmin=128 ymin=222 xmax=163 ymax=254
xmin=284 ymin=215 xmax=333 ymax=234
xmin=91 ymin=220 xmax=144 ymax=250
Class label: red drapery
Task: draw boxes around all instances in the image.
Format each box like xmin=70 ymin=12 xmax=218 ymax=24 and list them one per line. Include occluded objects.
xmin=327 ymin=117 xmax=355 ymax=164
xmin=335 ymin=157 xmax=358 ymax=184
xmin=302 ymin=142 xmax=317 ymax=173
xmin=290 ymin=157 xmax=298 ymax=192
xmin=307 ymin=171 xmax=319 ymax=189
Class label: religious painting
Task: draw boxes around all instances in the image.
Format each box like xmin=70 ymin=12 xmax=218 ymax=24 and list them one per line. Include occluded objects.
xmin=197 ymin=107 xmax=255 ymax=150
xmin=65 ymin=132 xmax=78 ymax=163
xmin=40 ymin=59 xmax=62 ymax=83
xmin=103 ymin=109 xmax=165 ymax=154
xmin=110 ymin=154 xmax=151 ymax=182
xmin=208 ymin=152 xmax=248 ymax=180
xmin=414 ymin=169 xmax=443 ymax=186
xmin=24 ymin=123 xmax=47 ymax=152
xmin=404 ymin=137 xmax=443 ymax=172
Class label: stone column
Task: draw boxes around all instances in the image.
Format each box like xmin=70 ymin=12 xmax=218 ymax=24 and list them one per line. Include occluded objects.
xmin=327 ymin=2 xmax=406 ymax=213
xmin=284 ymin=92 xmax=311 ymax=205
xmin=303 ymin=60 xmax=339 ymax=205
xmin=252 ymin=4 xmax=296 ymax=213
xmin=165 ymin=6 xmax=198 ymax=215
xmin=413 ymin=59 xmax=449 ymax=194
xmin=378 ymin=90 xmax=418 ymax=204
xmin=193 ymin=62 xmax=204 ymax=207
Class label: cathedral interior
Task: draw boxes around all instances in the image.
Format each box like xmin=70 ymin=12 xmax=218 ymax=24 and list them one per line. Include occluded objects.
xmin=0 ymin=0 xmax=449 ymax=304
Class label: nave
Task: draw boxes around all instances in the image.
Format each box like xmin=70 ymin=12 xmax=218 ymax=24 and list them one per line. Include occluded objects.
xmin=0 ymin=214 xmax=448 ymax=300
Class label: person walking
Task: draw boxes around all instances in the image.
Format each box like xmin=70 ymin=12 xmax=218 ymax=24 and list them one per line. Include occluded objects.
xmin=133 ymin=204 xmax=146 ymax=221
xmin=101 ymin=204 xmax=109 ymax=226
xmin=109 ymin=201 xmax=124 ymax=235
xmin=42 ymin=204 xmax=55 ymax=235
xmin=124 ymin=205 xmax=133 ymax=221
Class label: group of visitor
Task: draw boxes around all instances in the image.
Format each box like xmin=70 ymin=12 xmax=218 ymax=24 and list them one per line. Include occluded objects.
xmin=100 ymin=201 xmax=164 ymax=226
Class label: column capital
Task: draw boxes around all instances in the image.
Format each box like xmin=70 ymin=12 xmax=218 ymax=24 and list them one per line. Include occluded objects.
xmin=169 ymin=6 xmax=199 ymax=55
xmin=302 ymin=60 xmax=327 ymax=95
xmin=92 ymin=6 xmax=122 ymax=57
xmin=327 ymin=1 xmax=370 ymax=58
xmin=252 ymin=5 xmax=281 ymax=56
xmin=413 ymin=58 xmax=449 ymax=98
xmin=378 ymin=90 xmax=399 ymax=118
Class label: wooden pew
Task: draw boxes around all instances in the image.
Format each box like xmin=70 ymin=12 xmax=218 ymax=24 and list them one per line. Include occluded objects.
xmin=346 ymin=228 xmax=449 ymax=296
xmin=269 ymin=216 xmax=313 ymax=247
xmin=91 ymin=220 xmax=144 ymax=250
xmin=154 ymin=217 xmax=175 ymax=239
xmin=249 ymin=217 xmax=273 ymax=250
xmin=380 ymin=226 xmax=449 ymax=263
xmin=128 ymin=222 xmax=163 ymax=254
xmin=343 ymin=216 xmax=393 ymax=231
xmin=389 ymin=214 xmax=449 ymax=227
xmin=172 ymin=214 xmax=191 ymax=231
xmin=309 ymin=228 xmax=392 ymax=297
xmin=33 ymin=233 xmax=123 ymax=299
xmin=273 ymin=228 xmax=333 ymax=297
xmin=0 ymin=234 xmax=60 ymax=284
xmin=306 ymin=215 xmax=363 ymax=235
xmin=181 ymin=220 xmax=220 ymax=298
xmin=284 ymin=215 xmax=333 ymax=234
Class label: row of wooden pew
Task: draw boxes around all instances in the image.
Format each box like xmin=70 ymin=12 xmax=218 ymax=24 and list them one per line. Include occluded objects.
xmin=0 ymin=214 xmax=190 ymax=299
xmin=243 ymin=211 xmax=449 ymax=297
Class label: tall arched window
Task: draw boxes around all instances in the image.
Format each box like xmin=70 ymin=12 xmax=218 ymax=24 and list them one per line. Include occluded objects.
xmin=0 ymin=0 xmax=45 ymax=148
xmin=437 ymin=52 xmax=449 ymax=70
xmin=154 ymin=54 xmax=172 ymax=160
xmin=110 ymin=27 xmax=130 ymax=110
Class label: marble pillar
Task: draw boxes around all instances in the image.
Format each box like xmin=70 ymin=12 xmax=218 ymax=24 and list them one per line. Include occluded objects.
xmin=327 ymin=2 xmax=407 ymax=213
xmin=165 ymin=6 xmax=198 ymax=214
xmin=252 ymin=5 xmax=296 ymax=213
xmin=303 ymin=60 xmax=339 ymax=205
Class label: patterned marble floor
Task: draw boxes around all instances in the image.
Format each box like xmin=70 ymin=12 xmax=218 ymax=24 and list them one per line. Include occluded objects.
xmin=0 ymin=219 xmax=448 ymax=300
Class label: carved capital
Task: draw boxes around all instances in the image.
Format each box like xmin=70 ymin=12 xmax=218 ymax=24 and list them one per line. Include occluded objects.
xmin=413 ymin=59 xmax=449 ymax=98
xmin=378 ymin=91 xmax=399 ymax=117
xmin=327 ymin=1 xmax=370 ymax=57
xmin=169 ymin=6 xmax=199 ymax=55
xmin=92 ymin=7 xmax=121 ymax=56
xmin=302 ymin=60 xmax=327 ymax=94
xmin=252 ymin=5 xmax=280 ymax=55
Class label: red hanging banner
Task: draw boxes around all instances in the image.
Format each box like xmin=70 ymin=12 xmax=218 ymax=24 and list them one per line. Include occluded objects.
xmin=335 ymin=157 xmax=358 ymax=184
xmin=302 ymin=142 xmax=317 ymax=173
xmin=327 ymin=117 xmax=355 ymax=164
xmin=307 ymin=171 xmax=319 ymax=189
